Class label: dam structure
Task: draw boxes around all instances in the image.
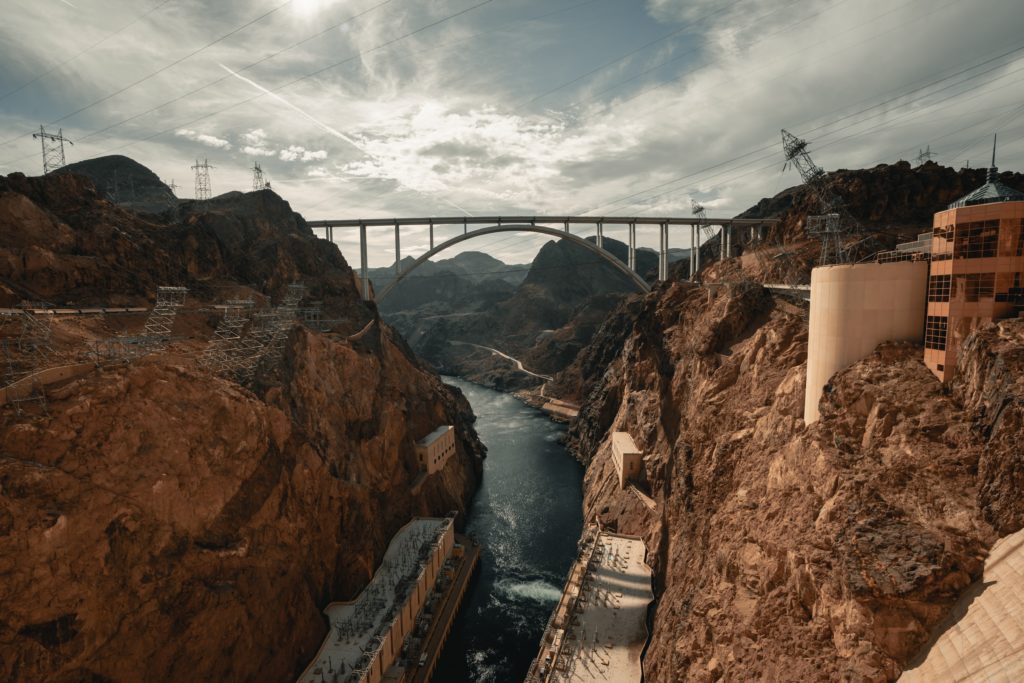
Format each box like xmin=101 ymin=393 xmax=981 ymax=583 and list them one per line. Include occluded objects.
xmin=297 ymin=516 xmax=478 ymax=683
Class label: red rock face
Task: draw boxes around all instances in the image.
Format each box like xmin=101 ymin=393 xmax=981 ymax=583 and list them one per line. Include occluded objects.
xmin=0 ymin=170 xmax=483 ymax=682
xmin=564 ymin=281 xmax=1021 ymax=681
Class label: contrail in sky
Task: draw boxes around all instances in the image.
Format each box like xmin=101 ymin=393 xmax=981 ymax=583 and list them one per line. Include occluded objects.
xmin=218 ymin=63 xmax=473 ymax=216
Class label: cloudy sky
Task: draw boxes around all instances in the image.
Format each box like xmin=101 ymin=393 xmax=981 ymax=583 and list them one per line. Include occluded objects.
xmin=1 ymin=0 xmax=1022 ymax=266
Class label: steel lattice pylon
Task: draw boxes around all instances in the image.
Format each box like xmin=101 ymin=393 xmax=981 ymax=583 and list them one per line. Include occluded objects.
xmin=691 ymin=200 xmax=716 ymax=243
xmin=781 ymin=129 xmax=856 ymax=265
xmin=143 ymin=286 xmax=188 ymax=348
xmin=252 ymin=162 xmax=266 ymax=191
xmin=191 ymin=158 xmax=214 ymax=201
xmin=33 ymin=126 xmax=72 ymax=174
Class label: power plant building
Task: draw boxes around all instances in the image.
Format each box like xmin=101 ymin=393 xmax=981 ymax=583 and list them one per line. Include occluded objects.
xmin=924 ymin=167 xmax=1024 ymax=381
xmin=297 ymin=518 xmax=455 ymax=683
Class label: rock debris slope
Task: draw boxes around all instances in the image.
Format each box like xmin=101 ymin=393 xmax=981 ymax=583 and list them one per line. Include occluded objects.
xmin=0 ymin=167 xmax=483 ymax=682
xmin=563 ymin=279 xmax=1022 ymax=681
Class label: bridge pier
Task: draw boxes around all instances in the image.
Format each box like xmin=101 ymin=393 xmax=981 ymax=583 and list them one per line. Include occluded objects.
xmin=596 ymin=222 xmax=603 ymax=249
xmin=394 ymin=221 xmax=401 ymax=276
xmin=720 ymin=225 xmax=725 ymax=261
xmin=658 ymin=222 xmax=668 ymax=281
xmin=628 ymin=222 xmax=636 ymax=272
xmin=694 ymin=223 xmax=701 ymax=279
xmin=360 ymin=223 xmax=369 ymax=300
xmin=429 ymin=220 xmax=434 ymax=250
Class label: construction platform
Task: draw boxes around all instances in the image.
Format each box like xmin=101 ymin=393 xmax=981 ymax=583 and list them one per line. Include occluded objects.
xmin=526 ymin=526 xmax=654 ymax=682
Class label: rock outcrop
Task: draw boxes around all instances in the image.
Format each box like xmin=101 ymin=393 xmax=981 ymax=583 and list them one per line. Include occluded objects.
xmin=0 ymin=166 xmax=483 ymax=682
xmin=564 ymin=278 xmax=1022 ymax=681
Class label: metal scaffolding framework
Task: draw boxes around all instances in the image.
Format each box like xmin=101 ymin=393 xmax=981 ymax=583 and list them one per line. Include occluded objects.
xmin=199 ymin=299 xmax=254 ymax=375
xmin=781 ymin=129 xmax=856 ymax=265
xmin=33 ymin=125 xmax=72 ymax=174
xmin=142 ymin=286 xmax=188 ymax=347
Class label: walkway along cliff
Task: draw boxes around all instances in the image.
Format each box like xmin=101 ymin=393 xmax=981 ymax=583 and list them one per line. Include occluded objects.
xmin=558 ymin=276 xmax=1023 ymax=681
xmin=0 ymin=167 xmax=484 ymax=682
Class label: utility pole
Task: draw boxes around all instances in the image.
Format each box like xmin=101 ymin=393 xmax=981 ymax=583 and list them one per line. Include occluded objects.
xmin=916 ymin=145 xmax=936 ymax=166
xmin=781 ymin=129 xmax=857 ymax=265
xmin=191 ymin=158 xmax=214 ymax=201
xmin=32 ymin=126 xmax=72 ymax=174
xmin=252 ymin=162 xmax=266 ymax=191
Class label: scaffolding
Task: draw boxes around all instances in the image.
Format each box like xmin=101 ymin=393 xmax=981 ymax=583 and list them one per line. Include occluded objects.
xmin=142 ymin=286 xmax=188 ymax=348
xmin=199 ymin=300 xmax=254 ymax=375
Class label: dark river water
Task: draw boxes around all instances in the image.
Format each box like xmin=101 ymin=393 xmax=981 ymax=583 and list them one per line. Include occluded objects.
xmin=434 ymin=377 xmax=584 ymax=683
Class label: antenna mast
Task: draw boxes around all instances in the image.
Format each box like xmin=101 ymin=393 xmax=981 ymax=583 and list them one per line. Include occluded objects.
xmin=32 ymin=126 xmax=73 ymax=174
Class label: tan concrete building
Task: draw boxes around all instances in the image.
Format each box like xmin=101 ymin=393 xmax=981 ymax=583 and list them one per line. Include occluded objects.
xmin=415 ymin=426 xmax=455 ymax=475
xmin=610 ymin=432 xmax=642 ymax=489
xmin=297 ymin=518 xmax=455 ymax=683
xmin=924 ymin=168 xmax=1024 ymax=382
xmin=803 ymin=261 xmax=928 ymax=424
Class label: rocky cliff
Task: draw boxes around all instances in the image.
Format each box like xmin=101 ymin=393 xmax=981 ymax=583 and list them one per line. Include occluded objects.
xmin=563 ymin=279 xmax=1023 ymax=681
xmin=0 ymin=166 xmax=483 ymax=682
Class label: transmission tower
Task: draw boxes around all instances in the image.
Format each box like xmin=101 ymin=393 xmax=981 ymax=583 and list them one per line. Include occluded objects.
xmin=252 ymin=162 xmax=266 ymax=191
xmin=916 ymin=145 xmax=936 ymax=165
xmin=781 ymin=129 xmax=855 ymax=265
xmin=200 ymin=300 xmax=254 ymax=375
xmin=691 ymin=200 xmax=716 ymax=242
xmin=33 ymin=126 xmax=72 ymax=174
xmin=191 ymin=158 xmax=214 ymax=200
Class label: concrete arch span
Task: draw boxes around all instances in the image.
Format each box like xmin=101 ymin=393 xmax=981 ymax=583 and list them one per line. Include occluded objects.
xmin=376 ymin=224 xmax=651 ymax=301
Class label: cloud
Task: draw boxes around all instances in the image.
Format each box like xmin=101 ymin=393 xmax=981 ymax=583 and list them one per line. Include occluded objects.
xmin=175 ymin=129 xmax=231 ymax=150
xmin=241 ymin=128 xmax=267 ymax=145
xmin=279 ymin=145 xmax=328 ymax=162
xmin=242 ymin=145 xmax=276 ymax=157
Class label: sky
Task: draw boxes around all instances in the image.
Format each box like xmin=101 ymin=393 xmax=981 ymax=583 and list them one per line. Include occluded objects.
xmin=1 ymin=0 xmax=1023 ymax=267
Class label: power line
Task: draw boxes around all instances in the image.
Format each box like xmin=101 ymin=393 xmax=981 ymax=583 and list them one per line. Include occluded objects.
xmin=583 ymin=39 xmax=1024 ymax=214
xmin=516 ymin=0 xmax=746 ymax=110
xmin=1 ymin=0 xmax=497 ymax=173
xmin=0 ymin=0 xmax=297 ymax=149
xmin=0 ymin=0 xmax=175 ymax=104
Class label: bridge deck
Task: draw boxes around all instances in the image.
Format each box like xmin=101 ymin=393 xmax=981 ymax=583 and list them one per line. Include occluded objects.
xmin=308 ymin=215 xmax=779 ymax=228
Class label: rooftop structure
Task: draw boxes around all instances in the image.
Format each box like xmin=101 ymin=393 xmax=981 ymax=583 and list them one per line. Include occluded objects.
xmin=924 ymin=146 xmax=1024 ymax=382
xmin=527 ymin=526 xmax=654 ymax=683
xmin=610 ymin=431 xmax=643 ymax=489
xmin=298 ymin=518 xmax=455 ymax=683
xmin=415 ymin=426 xmax=455 ymax=475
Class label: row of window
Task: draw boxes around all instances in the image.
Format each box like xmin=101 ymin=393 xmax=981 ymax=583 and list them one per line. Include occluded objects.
xmin=932 ymin=218 xmax=1024 ymax=260
xmin=928 ymin=273 xmax=998 ymax=302
xmin=924 ymin=315 xmax=948 ymax=351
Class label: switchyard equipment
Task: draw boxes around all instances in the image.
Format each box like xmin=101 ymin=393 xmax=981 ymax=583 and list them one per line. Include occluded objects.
xmin=781 ymin=129 xmax=858 ymax=265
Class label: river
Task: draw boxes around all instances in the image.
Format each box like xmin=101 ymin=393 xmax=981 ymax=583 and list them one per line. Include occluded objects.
xmin=434 ymin=377 xmax=584 ymax=683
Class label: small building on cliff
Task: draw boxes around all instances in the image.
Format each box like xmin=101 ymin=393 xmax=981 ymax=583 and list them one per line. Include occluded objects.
xmin=415 ymin=425 xmax=455 ymax=475
xmin=610 ymin=431 xmax=643 ymax=489
xmin=923 ymin=165 xmax=1024 ymax=381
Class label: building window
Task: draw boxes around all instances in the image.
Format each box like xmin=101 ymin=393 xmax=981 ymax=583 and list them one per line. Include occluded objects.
xmin=961 ymin=273 xmax=995 ymax=301
xmin=925 ymin=315 xmax=948 ymax=350
xmin=928 ymin=275 xmax=951 ymax=302
xmin=954 ymin=220 xmax=999 ymax=259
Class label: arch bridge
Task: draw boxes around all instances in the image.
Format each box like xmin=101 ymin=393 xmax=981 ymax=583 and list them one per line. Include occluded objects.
xmin=306 ymin=216 xmax=779 ymax=301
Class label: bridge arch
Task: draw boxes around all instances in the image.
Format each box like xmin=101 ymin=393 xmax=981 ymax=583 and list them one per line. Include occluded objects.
xmin=376 ymin=224 xmax=651 ymax=301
